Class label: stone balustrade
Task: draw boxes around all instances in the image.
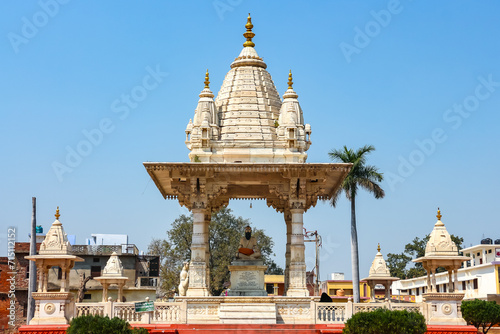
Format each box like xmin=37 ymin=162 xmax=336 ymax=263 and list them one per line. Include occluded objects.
xmin=75 ymin=298 xmax=423 ymax=325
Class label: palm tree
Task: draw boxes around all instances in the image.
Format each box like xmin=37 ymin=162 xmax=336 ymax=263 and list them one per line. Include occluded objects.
xmin=329 ymin=145 xmax=385 ymax=303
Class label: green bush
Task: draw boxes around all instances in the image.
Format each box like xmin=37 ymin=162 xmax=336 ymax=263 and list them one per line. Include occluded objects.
xmin=343 ymin=308 xmax=427 ymax=334
xmin=462 ymin=299 xmax=500 ymax=334
xmin=67 ymin=314 xmax=149 ymax=334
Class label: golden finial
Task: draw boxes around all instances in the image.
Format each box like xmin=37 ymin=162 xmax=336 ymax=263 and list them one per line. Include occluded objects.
xmin=55 ymin=206 xmax=60 ymax=220
xmin=288 ymin=70 xmax=293 ymax=89
xmin=377 ymin=243 xmax=381 ymax=253
xmin=436 ymin=208 xmax=442 ymax=220
xmin=243 ymin=13 xmax=255 ymax=48
xmin=204 ymin=69 xmax=210 ymax=89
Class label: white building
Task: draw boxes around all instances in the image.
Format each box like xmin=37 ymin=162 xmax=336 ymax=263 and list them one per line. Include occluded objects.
xmin=392 ymin=241 xmax=500 ymax=302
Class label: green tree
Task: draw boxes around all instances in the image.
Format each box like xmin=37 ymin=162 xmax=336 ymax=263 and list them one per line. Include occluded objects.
xmin=67 ymin=315 xmax=148 ymax=334
xmin=343 ymin=308 xmax=426 ymax=334
xmin=462 ymin=299 xmax=500 ymax=334
xmin=149 ymin=207 xmax=283 ymax=297
xmin=329 ymin=145 xmax=385 ymax=303
xmin=387 ymin=234 xmax=464 ymax=279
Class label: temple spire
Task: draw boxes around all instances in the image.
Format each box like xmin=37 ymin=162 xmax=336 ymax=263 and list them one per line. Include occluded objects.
xmin=204 ymin=69 xmax=210 ymax=89
xmin=55 ymin=206 xmax=60 ymax=220
xmin=243 ymin=13 xmax=255 ymax=47
xmin=288 ymin=70 xmax=293 ymax=89
xmin=377 ymin=243 xmax=381 ymax=253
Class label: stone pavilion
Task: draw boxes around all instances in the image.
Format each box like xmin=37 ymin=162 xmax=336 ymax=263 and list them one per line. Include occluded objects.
xmin=144 ymin=14 xmax=351 ymax=298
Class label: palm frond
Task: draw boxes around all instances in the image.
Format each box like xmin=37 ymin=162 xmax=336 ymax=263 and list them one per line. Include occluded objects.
xmin=327 ymin=144 xmax=384 ymax=205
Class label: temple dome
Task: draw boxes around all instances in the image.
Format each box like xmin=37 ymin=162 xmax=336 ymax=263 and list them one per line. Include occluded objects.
xmin=185 ymin=14 xmax=311 ymax=163
xmin=424 ymin=209 xmax=459 ymax=257
xmin=367 ymin=244 xmax=391 ymax=278
xmin=39 ymin=207 xmax=72 ymax=255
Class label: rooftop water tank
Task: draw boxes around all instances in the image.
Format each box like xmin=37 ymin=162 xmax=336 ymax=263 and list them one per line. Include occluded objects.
xmin=35 ymin=225 xmax=43 ymax=234
xmin=494 ymin=239 xmax=500 ymax=245
xmin=481 ymin=238 xmax=492 ymax=244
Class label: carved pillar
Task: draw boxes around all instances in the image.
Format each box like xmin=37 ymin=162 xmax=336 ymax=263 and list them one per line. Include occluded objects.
xmin=187 ymin=206 xmax=210 ymax=296
xmin=454 ymin=269 xmax=459 ymax=292
xmin=427 ymin=270 xmax=431 ymax=292
xmin=204 ymin=211 xmax=211 ymax=293
xmin=384 ymin=282 xmax=391 ymax=300
xmin=118 ymin=282 xmax=124 ymax=302
xmin=369 ymin=282 xmax=375 ymax=302
xmin=102 ymin=283 xmax=109 ymax=302
xmin=37 ymin=260 xmax=44 ymax=292
xmin=286 ymin=203 xmax=308 ymax=296
xmin=284 ymin=209 xmax=292 ymax=295
xmin=60 ymin=264 xmax=67 ymax=292
xmin=431 ymin=269 xmax=437 ymax=292
xmin=43 ymin=266 xmax=50 ymax=292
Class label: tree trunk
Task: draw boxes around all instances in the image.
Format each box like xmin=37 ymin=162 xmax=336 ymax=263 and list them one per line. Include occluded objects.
xmin=350 ymin=196 xmax=360 ymax=303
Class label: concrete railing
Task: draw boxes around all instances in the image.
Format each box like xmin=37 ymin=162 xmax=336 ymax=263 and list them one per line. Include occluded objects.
xmin=75 ymin=301 xmax=185 ymax=324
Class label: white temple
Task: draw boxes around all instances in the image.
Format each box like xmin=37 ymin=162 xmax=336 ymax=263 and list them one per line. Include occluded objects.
xmin=145 ymin=14 xmax=350 ymax=298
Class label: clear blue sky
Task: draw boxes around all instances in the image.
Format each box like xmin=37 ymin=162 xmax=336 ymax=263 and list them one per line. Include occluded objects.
xmin=1 ymin=1 xmax=499 ymax=281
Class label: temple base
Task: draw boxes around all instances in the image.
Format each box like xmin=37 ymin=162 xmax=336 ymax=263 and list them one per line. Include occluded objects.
xmin=29 ymin=292 xmax=74 ymax=325
xmin=422 ymin=292 xmax=467 ymax=326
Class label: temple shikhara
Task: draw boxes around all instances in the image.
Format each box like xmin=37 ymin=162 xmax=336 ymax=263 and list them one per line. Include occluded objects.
xmin=18 ymin=14 xmax=478 ymax=334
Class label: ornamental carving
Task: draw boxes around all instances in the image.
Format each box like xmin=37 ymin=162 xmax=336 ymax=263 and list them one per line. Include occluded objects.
xmin=44 ymin=303 xmax=56 ymax=315
xmin=442 ymin=303 xmax=453 ymax=315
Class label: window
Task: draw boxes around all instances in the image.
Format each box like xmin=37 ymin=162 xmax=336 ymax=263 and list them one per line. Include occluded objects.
xmin=93 ymin=258 xmax=100 ymax=263
xmin=480 ymin=259 xmax=483 ymax=265
xmin=266 ymin=284 xmax=274 ymax=294
xmin=416 ymin=288 xmax=420 ymax=296
xmin=462 ymin=281 xmax=466 ymax=291
xmin=436 ymin=285 xmax=440 ymax=292
xmin=91 ymin=266 xmax=101 ymax=277
xmin=83 ymin=294 xmax=92 ymax=300
xmin=473 ymin=278 xmax=478 ymax=289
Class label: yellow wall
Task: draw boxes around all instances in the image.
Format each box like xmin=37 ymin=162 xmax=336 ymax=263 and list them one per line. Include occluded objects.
xmin=322 ymin=281 xmax=371 ymax=300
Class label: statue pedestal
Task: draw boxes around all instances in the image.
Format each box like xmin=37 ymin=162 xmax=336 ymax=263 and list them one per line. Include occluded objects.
xmin=422 ymin=292 xmax=467 ymax=326
xmin=227 ymin=260 xmax=268 ymax=296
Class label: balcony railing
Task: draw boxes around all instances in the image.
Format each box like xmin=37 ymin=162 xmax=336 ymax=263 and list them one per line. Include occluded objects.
xmin=71 ymin=244 xmax=139 ymax=256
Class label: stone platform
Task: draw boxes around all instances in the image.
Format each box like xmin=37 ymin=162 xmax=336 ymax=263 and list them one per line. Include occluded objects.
xmin=219 ymin=303 xmax=276 ymax=324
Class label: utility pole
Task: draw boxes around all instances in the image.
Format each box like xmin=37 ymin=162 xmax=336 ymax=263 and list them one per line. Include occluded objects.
xmin=304 ymin=229 xmax=322 ymax=296
xmin=27 ymin=197 xmax=37 ymax=323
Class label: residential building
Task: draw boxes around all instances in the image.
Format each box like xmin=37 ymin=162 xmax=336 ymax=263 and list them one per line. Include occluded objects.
xmin=392 ymin=239 xmax=500 ymax=302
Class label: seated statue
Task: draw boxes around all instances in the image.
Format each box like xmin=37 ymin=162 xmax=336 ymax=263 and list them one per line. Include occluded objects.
xmin=235 ymin=226 xmax=261 ymax=260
